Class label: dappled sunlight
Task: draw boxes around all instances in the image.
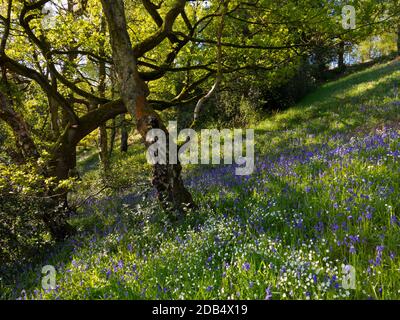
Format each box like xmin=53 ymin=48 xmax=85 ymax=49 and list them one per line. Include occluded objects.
xmin=1 ymin=0 xmax=400 ymax=302
xmin=254 ymin=60 xmax=400 ymax=159
xmin=3 ymin=59 xmax=400 ymax=300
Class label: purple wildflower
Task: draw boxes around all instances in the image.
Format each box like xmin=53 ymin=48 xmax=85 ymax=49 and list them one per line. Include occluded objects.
xmin=117 ymin=260 xmax=124 ymax=269
xmin=265 ymin=287 xmax=272 ymax=300
xmin=242 ymin=262 xmax=250 ymax=271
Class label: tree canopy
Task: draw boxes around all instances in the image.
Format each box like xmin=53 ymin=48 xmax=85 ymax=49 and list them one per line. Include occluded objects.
xmin=0 ymin=0 xmax=399 ymax=241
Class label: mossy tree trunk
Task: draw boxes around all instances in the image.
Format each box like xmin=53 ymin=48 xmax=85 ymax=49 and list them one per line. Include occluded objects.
xmin=101 ymin=0 xmax=194 ymax=216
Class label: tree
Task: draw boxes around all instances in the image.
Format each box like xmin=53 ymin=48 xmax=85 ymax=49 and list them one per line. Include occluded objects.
xmin=397 ymin=24 xmax=400 ymax=56
xmin=100 ymin=0 xmax=194 ymax=215
xmin=1 ymin=0 xmax=399 ymax=239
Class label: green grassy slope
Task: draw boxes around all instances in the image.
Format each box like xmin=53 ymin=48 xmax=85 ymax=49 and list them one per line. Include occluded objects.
xmin=2 ymin=59 xmax=400 ymax=300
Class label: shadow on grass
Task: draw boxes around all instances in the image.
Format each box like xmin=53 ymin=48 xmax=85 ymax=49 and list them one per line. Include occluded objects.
xmin=255 ymin=59 xmax=400 ymax=156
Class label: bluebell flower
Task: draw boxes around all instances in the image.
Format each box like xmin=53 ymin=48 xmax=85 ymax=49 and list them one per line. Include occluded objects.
xmin=117 ymin=260 xmax=124 ymax=269
xmin=265 ymin=287 xmax=272 ymax=300
xmin=242 ymin=262 xmax=250 ymax=271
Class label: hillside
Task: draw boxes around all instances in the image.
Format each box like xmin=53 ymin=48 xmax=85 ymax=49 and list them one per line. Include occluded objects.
xmin=2 ymin=59 xmax=400 ymax=300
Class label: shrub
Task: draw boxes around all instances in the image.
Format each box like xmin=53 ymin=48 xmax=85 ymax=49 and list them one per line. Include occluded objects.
xmin=0 ymin=164 xmax=52 ymax=268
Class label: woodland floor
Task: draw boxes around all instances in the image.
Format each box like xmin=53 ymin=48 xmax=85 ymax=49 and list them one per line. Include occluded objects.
xmin=2 ymin=58 xmax=400 ymax=300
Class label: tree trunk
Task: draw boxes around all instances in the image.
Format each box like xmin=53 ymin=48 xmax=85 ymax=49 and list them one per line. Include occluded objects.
xmin=45 ymin=100 xmax=128 ymax=239
xmin=98 ymin=15 xmax=110 ymax=175
xmin=193 ymin=1 xmax=227 ymax=125
xmin=338 ymin=41 xmax=346 ymax=72
xmin=135 ymin=96 xmax=195 ymax=214
xmin=99 ymin=125 xmax=109 ymax=173
xmin=397 ymin=25 xmax=400 ymax=57
xmin=109 ymin=117 xmax=116 ymax=158
xmin=45 ymin=129 xmax=78 ymax=240
xmin=1 ymin=89 xmax=73 ymax=240
xmin=0 ymin=91 xmax=39 ymax=160
xmin=314 ymin=47 xmax=327 ymax=80
xmin=41 ymin=191 xmax=74 ymax=241
xmin=101 ymin=0 xmax=194 ymax=216
xmin=120 ymin=114 xmax=128 ymax=153
xmin=109 ymin=67 xmax=117 ymax=158
xmin=48 ymin=72 xmax=60 ymax=139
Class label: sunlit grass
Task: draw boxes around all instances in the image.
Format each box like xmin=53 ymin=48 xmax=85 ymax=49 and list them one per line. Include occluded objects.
xmin=2 ymin=59 xmax=400 ymax=300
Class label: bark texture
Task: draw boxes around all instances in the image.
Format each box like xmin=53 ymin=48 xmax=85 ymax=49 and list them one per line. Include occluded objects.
xmin=120 ymin=115 xmax=129 ymax=153
xmin=98 ymin=15 xmax=110 ymax=175
xmin=101 ymin=0 xmax=194 ymax=215
xmin=397 ymin=25 xmax=400 ymax=56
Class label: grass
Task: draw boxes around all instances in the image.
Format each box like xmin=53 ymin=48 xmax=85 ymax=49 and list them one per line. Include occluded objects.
xmin=1 ymin=59 xmax=400 ymax=300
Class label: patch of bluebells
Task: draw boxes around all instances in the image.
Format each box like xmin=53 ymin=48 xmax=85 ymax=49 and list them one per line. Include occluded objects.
xmin=8 ymin=122 xmax=400 ymax=300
